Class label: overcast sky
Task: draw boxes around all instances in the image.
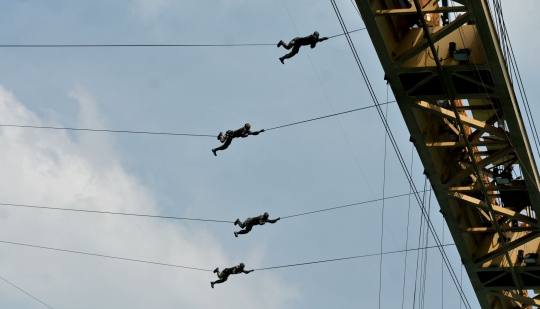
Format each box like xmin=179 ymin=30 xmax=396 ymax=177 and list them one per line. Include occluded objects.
xmin=0 ymin=0 xmax=538 ymax=308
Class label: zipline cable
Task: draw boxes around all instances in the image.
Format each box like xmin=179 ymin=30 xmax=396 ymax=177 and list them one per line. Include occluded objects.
xmin=0 ymin=29 xmax=365 ymax=48
xmin=0 ymin=274 xmax=54 ymax=309
xmin=275 ymin=191 xmax=424 ymax=219
xmin=378 ymin=86 xmax=389 ymax=309
xmin=400 ymin=146 xmax=414 ymax=309
xmin=0 ymin=240 xmax=213 ymax=272
xmin=0 ymin=190 xmax=422 ymax=223
xmin=255 ymin=244 xmax=455 ymax=271
xmin=0 ymin=239 xmax=454 ymax=272
xmin=0 ymin=101 xmax=396 ymax=138
xmin=0 ymin=124 xmax=215 ymax=137
xmin=0 ymin=202 xmax=233 ymax=223
xmin=265 ymin=101 xmax=395 ymax=131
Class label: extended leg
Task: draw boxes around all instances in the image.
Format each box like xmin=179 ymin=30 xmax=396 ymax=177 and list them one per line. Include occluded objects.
xmin=211 ymin=273 xmax=228 ymax=288
xmin=283 ymin=45 xmax=300 ymax=59
xmin=280 ymin=45 xmax=300 ymax=64
xmin=212 ymin=137 xmax=233 ymax=155
xmin=211 ymin=278 xmax=228 ymax=288
xmin=235 ymin=224 xmax=253 ymax=237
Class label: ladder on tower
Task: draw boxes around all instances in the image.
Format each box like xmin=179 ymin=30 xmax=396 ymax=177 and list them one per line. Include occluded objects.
xmin=355 ymin=0 xmax=540 ymax=308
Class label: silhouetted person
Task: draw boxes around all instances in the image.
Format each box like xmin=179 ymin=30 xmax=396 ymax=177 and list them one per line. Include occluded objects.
xmin=211 ymin=263 xmax=253 ymax=288
xmin=212 ymin=123 xmax=264 ymax=156
xmin=234 ymin=212 xmax=280 ymax=237
xmin=277 ymin=31 xmax=328 ymax=64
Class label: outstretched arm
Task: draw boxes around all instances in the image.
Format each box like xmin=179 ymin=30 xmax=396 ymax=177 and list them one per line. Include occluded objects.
xmin=266 ymin=217 xmax=280 ymax=224
xmin=242 ymin=269 xmax=254 ymax=274
xmin=248 ymin=129 xmax=265 ymax=136
xmin=319 ymin=37 xmax=328 ymax=42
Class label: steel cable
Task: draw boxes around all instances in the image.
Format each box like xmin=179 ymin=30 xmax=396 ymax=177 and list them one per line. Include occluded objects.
xmin=0 ymin=29 xmax=365 ymax=48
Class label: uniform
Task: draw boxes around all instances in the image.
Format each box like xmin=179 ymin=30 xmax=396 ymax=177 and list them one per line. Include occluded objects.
xmin=277 ymin=31 xmax=328 ymax=63
xmin=234 ymin=212 xmax=280 ymax=237
xmin=212 ymin=123 xmax=264 ymax=156
xmin=211 ymin=263 xmax=253 ymax=288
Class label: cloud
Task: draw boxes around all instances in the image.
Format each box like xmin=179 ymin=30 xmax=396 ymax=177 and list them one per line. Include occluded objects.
xmin=131 ymin=0 xmax=176 ymax=20
xmin=0 ymin=85 xmax=298 ymax=308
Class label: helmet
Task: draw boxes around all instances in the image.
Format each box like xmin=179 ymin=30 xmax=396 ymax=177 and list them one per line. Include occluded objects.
xmin=313 ymin=31 xmax=320 ymax=38
xmin=239 ymin=263 xmax=245 ymax=268
xmin=244 ymin=123 xmax=251 ymax=129
xmin=263 ymin=212 xmax=269 ymax=218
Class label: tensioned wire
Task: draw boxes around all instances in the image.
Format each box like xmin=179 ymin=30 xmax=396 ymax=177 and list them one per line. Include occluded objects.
xmin=0 ymin=29 xmax=365 ymax=48
xmin=0 ymin=189 xmax=424 ymax=223
xmin=378 ymin=84 xmax=389 ymax=309
xmin=0 ymin=101 xmax=395 ymax=138
xmin=400 ymin=145 xmax=414 ymax=309
xmin=329 ymin=1 xmax=471 ymax=308
xmin=0 ymin=274 xmax=54 ymax=309
xmin=0 ymin=239 xmax=454 ymax=272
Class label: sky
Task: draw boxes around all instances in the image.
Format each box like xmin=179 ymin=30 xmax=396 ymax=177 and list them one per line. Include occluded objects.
xmin=0 ymin=0 xmax=538 ymax=308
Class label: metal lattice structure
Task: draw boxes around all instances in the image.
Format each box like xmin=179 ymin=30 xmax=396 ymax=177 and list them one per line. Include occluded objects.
xmin=355 ymin=0 xmax=540 ymax=307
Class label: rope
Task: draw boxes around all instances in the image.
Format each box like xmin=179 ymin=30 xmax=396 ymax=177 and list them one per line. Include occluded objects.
xmin=412 ymin=177 xmax=428 ymax=309
xmin=0 ymin=29 xmax=365 ymax=48
xmin=281 ymin=190 xmax=425 ymax=219
xmin=400 ymin=146 xmax=414 ymax=309
xmin=266 ymin=102 xmax=395 ymax=131
xmin=0 ymin=274 xmax=54 ymax=309
xmin=0 ymin=102 xmax=395 ymax=138
xmin=0 ymin=238 xmax=454 ymax=273
xmin=255 ymin=244 xmax=455 ymax=271
xmin=0 ymin=240 xmax=213 ymax=272
xmin=0 ymin=202 xmax=233 ymax=223
xmin=378 ymin=86 xmax=389 ymax=309
xmin=1 ymin=190 xmax=420 ymax=223
xmin=442 ymin=214 xmax=445 ymax=309
xmin=0 ymin=124 xmax=216 ymax=137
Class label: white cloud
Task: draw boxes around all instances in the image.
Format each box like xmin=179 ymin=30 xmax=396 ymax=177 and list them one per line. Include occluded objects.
xmin=0 ymin=85 xmax=298 ymax=308
xmin=131 ymin=0 xmax=176 ymax=20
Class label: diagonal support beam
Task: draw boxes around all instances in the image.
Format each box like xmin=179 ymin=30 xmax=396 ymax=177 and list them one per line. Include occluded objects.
xmin=395 ymin=12 xmax=470 ymax=65
xmin=413 ymin=101 xmax=507 ymax=138
xmin=448 ymin=184 xmax=527 ymax=192
xmin=442 ymin=146 xmax=514 ymax=187
xmin=448 ymin=192 xmax=538 ymax=226
xmin=426 ymin=140 xmax=509 ymax=147
xmin=374 ymin=6 xmax=468 ymax=16
xmin=462 ymin=227 xmax=538 ymax=233
xmin=490 ymin=291 xmax=540 ymax=307
xmin=474 ymin=232 xmax=540 ymax=265
xmin=468 ymin=111 xmax=503 ymax=142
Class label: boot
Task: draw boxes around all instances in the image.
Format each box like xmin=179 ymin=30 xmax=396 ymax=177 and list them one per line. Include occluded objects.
xmin=279 ymin=57 xmax=285 ymax=64
xmin=211 ymin=282 xmax=215 ymax=289
xmin=234 ymin=231 xmax=238 ymax=237
xmin=212 ymin=149 xmax=217 ymax=156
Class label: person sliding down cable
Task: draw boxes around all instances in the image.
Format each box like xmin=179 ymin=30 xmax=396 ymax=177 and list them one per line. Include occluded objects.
xmin=234 ymin=212 xmax=280 ymax=237
xmin=211 ymin=263 xmax=253 ymax=288
xmin=212 ymin=123 xmax=264 ymax=156
xmin=277 ymin=31 xmax=328 ymax=64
